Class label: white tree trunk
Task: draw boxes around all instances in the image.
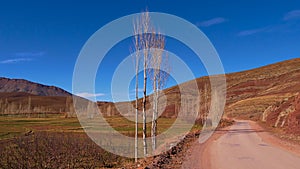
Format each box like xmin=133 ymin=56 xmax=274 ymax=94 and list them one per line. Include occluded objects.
xmin=134 ymin=54 xmax=139 ymax=162
xmin=142 ymin=56 xmax=148 ymax=156
xmin=151 ymin=80 xmax=158 ymax=151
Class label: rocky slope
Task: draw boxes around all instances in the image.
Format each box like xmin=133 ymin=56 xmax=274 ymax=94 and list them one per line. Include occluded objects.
xmin=262 ymin=92 xmax=300 ymax=134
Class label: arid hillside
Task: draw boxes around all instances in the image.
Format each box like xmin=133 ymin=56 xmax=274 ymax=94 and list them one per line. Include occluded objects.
xmin=1 ymin=59 xmax=300 ymax=132
xmin=225 ymin=58 xmax=300 ymax=120
xmin=96 ymin=58 xmax=300 ymax=135
xmin=97 ymin=58 xmax=300 ymax=120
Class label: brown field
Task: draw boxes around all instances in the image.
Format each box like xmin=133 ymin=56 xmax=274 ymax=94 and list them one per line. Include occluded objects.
xmin=0 ymin=114 xmax=201 ymax=168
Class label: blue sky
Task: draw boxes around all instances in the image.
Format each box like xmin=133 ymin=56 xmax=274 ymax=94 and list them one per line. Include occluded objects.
xmin=0 ymin=0 xmax=300 ymax=101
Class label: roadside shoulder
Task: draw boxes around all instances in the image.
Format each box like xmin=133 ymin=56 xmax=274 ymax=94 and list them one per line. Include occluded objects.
xmin=249 ymin=120 xmax=300 ymax=157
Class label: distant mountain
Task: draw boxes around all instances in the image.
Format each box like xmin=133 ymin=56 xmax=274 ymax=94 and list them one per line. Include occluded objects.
xmin=0 ymin=78 xmax=73 ymax=116
xmin=0 ymin=77 xmax=71 ymax=96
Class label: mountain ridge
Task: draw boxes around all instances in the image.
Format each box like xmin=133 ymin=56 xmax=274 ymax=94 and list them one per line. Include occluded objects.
xmin=0 ymin=77 xmax=71 ymax=97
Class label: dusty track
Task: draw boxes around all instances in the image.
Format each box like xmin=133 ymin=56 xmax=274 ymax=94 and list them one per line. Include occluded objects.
xmin=183 ymin=120 xmax=300 ymax=169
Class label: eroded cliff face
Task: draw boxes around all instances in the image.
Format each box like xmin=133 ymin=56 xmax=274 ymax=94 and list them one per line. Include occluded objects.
xmin=262 ymin=93 xmax=300 ymax=134
xmin=286 ymin=94 xmax=300 ymax=134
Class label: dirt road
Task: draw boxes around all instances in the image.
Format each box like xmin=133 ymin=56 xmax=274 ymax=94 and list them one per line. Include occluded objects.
xmin=183 ymin=120 xmax=300 ymax=169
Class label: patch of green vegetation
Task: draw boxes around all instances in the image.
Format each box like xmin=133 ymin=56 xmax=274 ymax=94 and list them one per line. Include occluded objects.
xmin=0 ymin=114 xmax=202 ymax=140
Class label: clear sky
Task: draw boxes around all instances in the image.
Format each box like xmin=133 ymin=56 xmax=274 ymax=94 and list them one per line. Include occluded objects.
xmin=0 ymin=0 xmax=300 ymax=101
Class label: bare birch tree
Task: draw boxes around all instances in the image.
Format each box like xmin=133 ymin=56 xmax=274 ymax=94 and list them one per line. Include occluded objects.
xmin=133 ymin=18 xmax=141 ymax=162
xmin=149 ymin=33 xmax=168 ymax=151
xmin=133 ymin=11 xmax=153 ymax=156
xmin=133 ymin=10 xmax=169 ymax=156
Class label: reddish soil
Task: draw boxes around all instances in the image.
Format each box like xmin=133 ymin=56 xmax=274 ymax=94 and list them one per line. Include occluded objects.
xmin=183 ymin=120 xmax=300 ymax=169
